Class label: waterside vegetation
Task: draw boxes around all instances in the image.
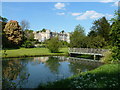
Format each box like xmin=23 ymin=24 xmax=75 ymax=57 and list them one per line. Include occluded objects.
xmin=38 ymin=63 xmax=120 ymax=88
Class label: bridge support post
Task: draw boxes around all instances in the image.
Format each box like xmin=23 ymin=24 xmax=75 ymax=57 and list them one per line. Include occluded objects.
xmin=94 ymin=54 xmax=96 ymax=60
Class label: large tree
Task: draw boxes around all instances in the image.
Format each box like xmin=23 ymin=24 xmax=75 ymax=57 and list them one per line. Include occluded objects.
xmin=3 ymin=20 xmax=23 ymax=48
xmin=0 ymin=16 xmax=10 ymax=48
xmin=20 ymin=20 xmax=30 ymax=31
xmin=110 ymin=11 xmax=120 ymax=61
xmin=90 ymin=17 xmax=111 ymax=41
xmin=70 ymin=24 xmax=86 ymax=48
xmin=20 ymin=20 xmax=30 ymax=44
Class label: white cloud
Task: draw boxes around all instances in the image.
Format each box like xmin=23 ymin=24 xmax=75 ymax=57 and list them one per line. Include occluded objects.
xmin=100 ymin=0 xmax=119 ymax=7
xmin=76 ymin=11 xmax=103 ymax=20
xmin=54 ymin=3 xmax=65 ymax=10
xmin=71 ymin=13 xmax=82 ymax=16
xmin=57 ymin=12 xmax=65 ymax=15
xmin=75 ymin=10 xmax=113 ymax=20
xmin=100 ymin=0 xmax=114 ymax=3
xmin=113 ymin=1 xmax=119 ymax=7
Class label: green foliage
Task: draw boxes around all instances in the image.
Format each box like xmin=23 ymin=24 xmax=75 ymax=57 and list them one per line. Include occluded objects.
xmin=100 ymin=51 xmax=113 ymax=63
xmin=61 ymin=30 xmax=65 ymax=33
xmin=87 ymin=36 xmax=107 ymax=48
xmin=0 ymin=16 xmax=8 ymax=22
xmin=41 ymin=28 xmax=46 ymax=32
xmin=90 ymin=17 xmax=111 ymax=41
xmin=38 ymin=64 xmax=120 ymax=88
xmin=110 ymin=11 xmax=120 ymax=61
xmin=87 ymin=17 xmax=110 ymax=48
xmin=60 ymin=40 xmax=69 ymax=47
xmin=70 ymin=24 xmax=86 ymax=48
xmin=45 ymin=57 xmax=60 ymax=73
xmin=46 ymin=37 xmax=61 ymax=53
xmin=22 ymin=40 xmax=35 ymax=48
xmin=24 ymin=29 xmax=34 ymax=41
xmin=87 ymin=30 xmax=97 ymax=37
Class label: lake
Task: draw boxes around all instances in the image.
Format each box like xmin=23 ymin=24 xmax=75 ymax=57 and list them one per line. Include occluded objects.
xmin=2 ymin=56 xmax=103 ymax=88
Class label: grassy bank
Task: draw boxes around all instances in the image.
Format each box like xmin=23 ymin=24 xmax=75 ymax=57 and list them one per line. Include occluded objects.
xmin=38 ymin=63 xmax=120 ymax=88
xmin=2 ymin=48 xmax=68 ymax=58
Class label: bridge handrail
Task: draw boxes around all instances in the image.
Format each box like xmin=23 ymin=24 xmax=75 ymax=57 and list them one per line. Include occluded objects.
xmin=69 ymin=48 xmax=109 ymax=54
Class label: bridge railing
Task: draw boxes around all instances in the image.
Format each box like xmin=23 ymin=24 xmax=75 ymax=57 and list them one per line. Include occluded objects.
xmin=69 ymin=48 xmax=109 ymax=55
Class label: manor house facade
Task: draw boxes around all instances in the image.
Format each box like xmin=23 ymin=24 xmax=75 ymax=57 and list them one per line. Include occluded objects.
xmin=33 ymin=29 xmax=70 ymax=43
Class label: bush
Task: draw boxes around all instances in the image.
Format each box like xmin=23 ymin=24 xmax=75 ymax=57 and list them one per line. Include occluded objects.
xmin=100 ymin=51 xmax=112 ymax=63
xmin=22 ymin=40 xmax=35 ymax=48
xmin=60 ymin=41 xmax=69 ymax=48
xmin=46 ymin=37 xmax=61 ymax=53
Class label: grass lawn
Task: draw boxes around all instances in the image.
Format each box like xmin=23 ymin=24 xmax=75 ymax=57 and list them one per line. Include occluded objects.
xmin=2 ymin=48 xmax=68 ymax=58
xmin=38 ymin=63 xmax=120 ymax=88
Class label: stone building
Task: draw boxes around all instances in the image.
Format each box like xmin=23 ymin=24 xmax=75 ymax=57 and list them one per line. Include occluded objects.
xmin=33 ymin=29 xmax=70 ymax=43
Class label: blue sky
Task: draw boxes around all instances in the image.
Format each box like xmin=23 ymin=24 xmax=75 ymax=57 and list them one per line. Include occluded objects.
xmin=2 ymin=2 xmax=118 ymax=34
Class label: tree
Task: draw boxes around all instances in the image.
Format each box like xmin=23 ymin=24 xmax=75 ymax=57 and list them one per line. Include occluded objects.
xmin=90 ymin=17 xmax=111 ymax=41
xmin=22 ymin=40 xmax=34 ymax=48
xmin=46 ymin=37 xmax=61 ymax=53
xmin=24 ymin=29 xmax=34 ymax=41
xmin=70 ymin=24 xmax=86 ymax=48
xmin=87 ymin=30 xmax=97 ymax=37
xmin=20 ymin=20 xmax=30 ymax=31
xmin=87 ymin=36 xmax=107 ymax=48
xmin=0 ymin=16 xmax=8 ymax=48
xmin=3 ymin=20 xmax=23 ymax=48
xmin=40 ymin=28 xmax=46 ymax=32
xmin=20 ymin=20 xmax=30 ymax=45
xmin=61 ymin=30 xmax=64 ymax=33
xmin=0 ymin=16 xmax=8 ymax=23
xmin=109 ymin=10 xmax=120 ymax=61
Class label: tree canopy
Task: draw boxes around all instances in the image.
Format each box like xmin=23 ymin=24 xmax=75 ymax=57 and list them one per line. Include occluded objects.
xmin=110 ymin=11 xmax=120 ymax=61
xmin=70 ymin=24 xmax=86 ymax=48
xmin=3 ymin=20 xmax=23 ymax=48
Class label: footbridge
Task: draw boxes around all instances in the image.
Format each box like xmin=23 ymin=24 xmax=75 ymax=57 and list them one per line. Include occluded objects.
xmin=68 ymin=48 xmax=109 ymax=60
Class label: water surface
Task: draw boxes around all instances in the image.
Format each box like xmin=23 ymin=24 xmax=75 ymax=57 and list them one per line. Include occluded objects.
xmin=2 ymin=56 xmax=103 ymax=88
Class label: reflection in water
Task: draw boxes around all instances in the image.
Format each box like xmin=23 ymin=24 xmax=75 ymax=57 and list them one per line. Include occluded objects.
xmin=2 ymin=59 xmax=30 ymax=88
xmin=2 ymin=56 xmax=103 ymax=88
xmin=45 ymin=57 xmax=60 ymax=74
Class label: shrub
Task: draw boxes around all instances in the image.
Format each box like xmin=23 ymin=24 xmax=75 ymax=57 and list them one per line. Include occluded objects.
xmin=46 ymin=37 xmax=61 ymax=53
xmin=100 ymin=51 xmax=112 ymax=63
xmin=22 ymin=40 xmax=35 ymax=48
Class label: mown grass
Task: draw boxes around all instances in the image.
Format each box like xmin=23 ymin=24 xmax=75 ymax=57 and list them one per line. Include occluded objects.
xmin=37 ymin=63 xmax=120 ymax=88
xmin=2 ymin=48 xmax=68 ymax=58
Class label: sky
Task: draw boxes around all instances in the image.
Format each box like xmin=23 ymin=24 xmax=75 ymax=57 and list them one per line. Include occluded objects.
xmin=2 ymin=1 xmax=118 ymax=34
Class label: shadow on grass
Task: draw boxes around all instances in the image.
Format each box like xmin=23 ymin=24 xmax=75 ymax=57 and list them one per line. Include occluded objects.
xmin=2 ymin=48 xmax=20 ymax=50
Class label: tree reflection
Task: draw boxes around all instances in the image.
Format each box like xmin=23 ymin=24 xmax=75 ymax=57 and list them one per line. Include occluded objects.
xmin=2 ymin=59 xmax=30 ymax=88
xmin=45 ymin=57 xmax=60 ymax=74
xmin=69 ymin=60 xmax=103 ymax=74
